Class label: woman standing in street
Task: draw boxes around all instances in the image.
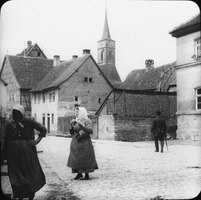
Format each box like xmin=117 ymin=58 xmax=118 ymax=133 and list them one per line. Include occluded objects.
xmin=67 ymin=106 xmax=98 ymax=180
xmin=2 ymin=105 xmax=46 ymax=200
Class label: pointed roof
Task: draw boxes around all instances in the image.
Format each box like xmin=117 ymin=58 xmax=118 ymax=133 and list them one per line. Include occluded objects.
xmin=101 ymin=9 xmax=111 ymax=40
xmin=31 ymin=55 xmax=89 ymax=92
xmin=0 ymin=55 xmax=53 ymax=89
xmin=17 ymin=43 xmax=47 ymax=58
xmin=32 ymin=54 xmax=114 ymax=92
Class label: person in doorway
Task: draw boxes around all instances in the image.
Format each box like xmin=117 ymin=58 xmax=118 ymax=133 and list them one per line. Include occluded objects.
xmin=1 ymin=105 xmax=46 ymax=200
xmin=151 ymin=110 xmax=167 ymax=153
xmin=67 ymin=106 xmax=98 ymax=180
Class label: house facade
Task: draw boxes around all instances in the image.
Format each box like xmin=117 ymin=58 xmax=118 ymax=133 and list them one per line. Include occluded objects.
xmin=169 ymin=13 xmax=201 ymax=140
xmin=31 ymin=52 xmax=113 ymax=134
xmin=0 ymin=42 xmax=53 ymax=116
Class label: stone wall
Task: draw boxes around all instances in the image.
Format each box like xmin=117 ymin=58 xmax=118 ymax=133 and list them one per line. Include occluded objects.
xmin=98 ymin=90 xmax=177 ymax=141
xmin=114 ymin=117 xmax=176 ymax=142
xmin=98 ymin=115 xmax=115 ymax=140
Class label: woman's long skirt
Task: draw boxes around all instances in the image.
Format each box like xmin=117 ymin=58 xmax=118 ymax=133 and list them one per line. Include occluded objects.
xmin=67 ymin=136 xmax=98 ymax=173
xmin=7 ymin=140 xmax=46 ymax=198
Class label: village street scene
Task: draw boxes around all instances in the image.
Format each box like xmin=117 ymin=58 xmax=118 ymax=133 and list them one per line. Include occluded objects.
xmin=0 ymin=0 xmax=201 ymax=200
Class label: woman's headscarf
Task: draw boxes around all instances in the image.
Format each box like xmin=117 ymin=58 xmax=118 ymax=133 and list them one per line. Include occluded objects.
xmin=12 ymin=105 xmax=25 ymax=127
xmin=12 ymin=104 xmax=25 ymax=116
xmin=75 ymin=107 xmax=88 ymax=126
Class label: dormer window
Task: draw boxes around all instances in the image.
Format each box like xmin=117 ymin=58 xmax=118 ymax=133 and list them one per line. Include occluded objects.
xmin=196 ymin=87 xmax=201 ymax=110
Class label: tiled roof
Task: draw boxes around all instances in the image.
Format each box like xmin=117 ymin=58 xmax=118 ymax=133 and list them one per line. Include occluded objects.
xmin=32 ymin=54 xmax=91 ymax=92
xmin=99 ymin=64 xmax=121 ymax=85
xmin=120 ymin=62 xmax=176 ymax=91
xmin=7 ymin=55 xmax=53 ymax=89
xmin=169 ymin=13 xmax=200 ymax=37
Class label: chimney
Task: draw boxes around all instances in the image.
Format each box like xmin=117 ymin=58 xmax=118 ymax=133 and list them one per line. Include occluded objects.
xmin=27 ymin=41 xmax=32 ymax=49
xmin=53 ymin=55 xmax=60 ymax=67
xmin=83 ymin=49 xmax=91 ymax=55
xmin=72 ymin=55 xmax=78 ymax=59
xmin=145 ymin=59 xmax=154 ymax=72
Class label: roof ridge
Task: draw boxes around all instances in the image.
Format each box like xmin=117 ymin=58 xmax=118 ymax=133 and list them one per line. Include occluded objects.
xmin=9 ymin=55 xmax=53 ymax=61
xmin=50 ymin=54 xmax=90 ymax=86
xmin=130 ymin=61 xmax=176 ymax=72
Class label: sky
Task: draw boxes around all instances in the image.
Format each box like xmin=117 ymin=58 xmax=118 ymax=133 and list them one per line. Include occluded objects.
xmin=0 ymin=0 xmax=200 ymax=81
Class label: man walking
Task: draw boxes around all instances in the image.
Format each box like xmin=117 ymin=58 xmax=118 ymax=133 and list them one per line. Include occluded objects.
xmin=151 ymin=110 xmax=167 ymax=153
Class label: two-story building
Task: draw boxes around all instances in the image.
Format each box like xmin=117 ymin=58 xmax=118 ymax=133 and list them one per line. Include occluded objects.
xmin=31 ymin=50 xmax=113 ymax=134
xmin=169 ymin=13 xmax=201 ymax=140
xmin=0 ymin=41 xmax=53 ymax=115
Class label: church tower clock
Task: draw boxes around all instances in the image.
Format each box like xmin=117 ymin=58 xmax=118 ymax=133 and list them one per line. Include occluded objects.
xmin=97 ymin=10 xmax=115 ymax=66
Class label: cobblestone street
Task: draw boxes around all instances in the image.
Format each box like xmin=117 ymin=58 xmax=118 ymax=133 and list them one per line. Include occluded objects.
xmin=1 ymin=136 xmax=201 ymax=200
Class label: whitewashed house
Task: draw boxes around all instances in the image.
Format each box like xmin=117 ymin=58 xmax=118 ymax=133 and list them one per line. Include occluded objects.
xmin=170 ymin=13 xmax=201 ymax=140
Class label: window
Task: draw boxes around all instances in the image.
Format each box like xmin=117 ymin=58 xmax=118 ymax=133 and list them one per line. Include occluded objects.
xmin=34 ymin=94 xmax=36 ymax=104
xmin=75 ymin=96 xmax=78 ymax=101
xmin=52 ymin=92 xmax=55 ymax=102
xmin=49 ymin=93 xmax=52 ymax=102
xmin=100 ymin=50 xmax=104 ymax=61
xmin=42 ymin=114 xmax=45 ymax=126
xmin=9 ymin=93 xmax=14 ymax=102
xmin=34 ymin=113 xmax=37 ymax=120
xmin=43 ymin=93 xmax=45 ymax=103
xmin=89 ymin=78 xmax=93 ymax=83
xmin=38 ymin=94 xmax=41 ymax=104
xmin=84 ymin=77 xmax=88 ymax=82
xmin=84 ymin=77 xmax=93 ymax=83
xmin=52 ymin=114 xmax=54 ymax=124
xmin=196 ymin=88 xmax=201 ymax=110
xmin=98 ymin=98 xmax=101 ymax=103
xmin=194 ymin=38 xmax=201 ymax=60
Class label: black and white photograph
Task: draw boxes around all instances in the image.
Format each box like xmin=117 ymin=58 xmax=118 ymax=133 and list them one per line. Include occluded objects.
xmin=0 ymin=0 xmax=200 ymax=199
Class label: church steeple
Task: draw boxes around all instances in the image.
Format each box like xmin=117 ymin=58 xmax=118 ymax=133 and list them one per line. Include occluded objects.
xmin=101 ymin=9 xmax=111 ymax=40
xmin=97 ymin=8 xmax=115 ymax=66
xmin=97 ymin=7 xmax=121 ymax=83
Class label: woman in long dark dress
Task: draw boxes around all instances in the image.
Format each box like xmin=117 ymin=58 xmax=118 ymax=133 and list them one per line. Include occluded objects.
xmin=2 ymin=105 xmax=46 ymax=200
xmin=67 ymin=107 xmax=98 ymax=180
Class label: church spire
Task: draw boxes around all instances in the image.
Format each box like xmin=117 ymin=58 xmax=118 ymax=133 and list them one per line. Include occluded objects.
xmin=101 ymin=9 xmax=111 ymax=40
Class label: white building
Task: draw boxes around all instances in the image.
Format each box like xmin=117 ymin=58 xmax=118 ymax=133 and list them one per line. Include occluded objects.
xmin=170 ymin=13 xmax=201 ymax=140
